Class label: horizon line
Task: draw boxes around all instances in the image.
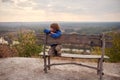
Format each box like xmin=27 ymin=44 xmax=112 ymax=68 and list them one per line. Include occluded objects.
xmin=0 ymin=21 xmax=120 ymax=23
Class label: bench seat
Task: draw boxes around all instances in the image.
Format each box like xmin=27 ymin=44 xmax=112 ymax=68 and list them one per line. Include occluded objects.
xmin=39 ymin=52 xmax=109 ymax=59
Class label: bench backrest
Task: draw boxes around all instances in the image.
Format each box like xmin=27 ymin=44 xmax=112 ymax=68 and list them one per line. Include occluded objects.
xmin=36 ymin=34 xmax=112 ymax=48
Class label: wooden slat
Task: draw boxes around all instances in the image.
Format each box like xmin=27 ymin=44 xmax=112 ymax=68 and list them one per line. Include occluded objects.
xmin=61 ymin=53 xmax=109 ymax=59
xmin=39 ymin=52 xmax=109 ymax=59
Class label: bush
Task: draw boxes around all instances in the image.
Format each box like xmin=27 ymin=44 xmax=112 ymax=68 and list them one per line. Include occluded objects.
xmin=0 ymin=44 xmax=18 ymax=58
xmin=106 ymin=32 xmax=120 ymax=62
xmin=15 ymin=31 xmax=42 ymax=57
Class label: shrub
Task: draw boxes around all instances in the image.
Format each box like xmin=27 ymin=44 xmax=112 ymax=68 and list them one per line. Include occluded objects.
xmin=15 ymin=31 xmax=42 ymax=57
xmin=0 ymin=44 xmax=18 ymax=58
xmin=106 ymin=32 xmax=120 ymax=62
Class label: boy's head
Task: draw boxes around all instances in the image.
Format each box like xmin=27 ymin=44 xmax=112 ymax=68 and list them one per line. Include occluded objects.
xmin=50 ymin=23 xmax=60 ymax=32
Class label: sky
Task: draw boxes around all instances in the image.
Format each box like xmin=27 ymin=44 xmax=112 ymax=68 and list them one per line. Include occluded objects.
xmin=0 ymin=0 xmax=120 ymax=22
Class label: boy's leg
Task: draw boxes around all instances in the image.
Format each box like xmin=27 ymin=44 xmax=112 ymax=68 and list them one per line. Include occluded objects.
xmin=48 ymin=45 xmax=62 ymax=56
xmin=48 ymin=46 xmax=57 ymax=56
xmin=48 ymin=46 xmax=55 ymax=56
xmin=55 ymin=45 xmax=62 ymax=56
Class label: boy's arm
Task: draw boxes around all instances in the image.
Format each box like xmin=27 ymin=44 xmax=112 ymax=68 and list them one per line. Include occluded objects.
xmin=50 ymin=31 xmax=62 ymax=38
xmin=44 ymin=29 xmax=50 ymax=34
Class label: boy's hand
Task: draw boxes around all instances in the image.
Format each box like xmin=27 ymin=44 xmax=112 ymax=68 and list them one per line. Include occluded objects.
xmin=49 ymin=32 xmax=55 ymax=36
xmin=44 ymin=29 xmax=50 ymax=34
xmin=50 ymin=32 xmax=55 ymax=34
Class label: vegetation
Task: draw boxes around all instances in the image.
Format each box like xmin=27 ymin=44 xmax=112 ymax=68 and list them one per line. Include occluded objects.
xmin=91 ymin=32 xmax=120 ymax=62
xmin=15 ymin=31 xmax=42 ymax=57
xmin=76 ymin=26 xmax=119 ymax=34
xmin=106 ymin=32 xmax=120 ymax=62
xmin=91 ymin=47 xmax=101 ymax=55
xmin=0 ymin=44 xmax=18 ymax=58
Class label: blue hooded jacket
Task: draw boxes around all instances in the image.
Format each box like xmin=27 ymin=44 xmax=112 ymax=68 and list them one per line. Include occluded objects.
xmin=44 ymin=29 xmax=62 ymax=39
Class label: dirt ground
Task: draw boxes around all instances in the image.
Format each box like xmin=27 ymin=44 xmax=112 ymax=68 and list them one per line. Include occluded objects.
xmin=0 ymin=57 xmax=120 ymax=80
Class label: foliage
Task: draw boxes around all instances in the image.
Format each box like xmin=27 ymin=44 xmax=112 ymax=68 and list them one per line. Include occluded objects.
xmin=106 ymin=32 xmax=120 ymax=62
xmin=91 ymin=47 xmax=101 ymax=55
xmin=91 ymin=32 xmax=120 ymax=62
xmin=0 ymin=44 xmax=18 ymax=58
xmin=15 ymin=31 xmax=42 ymax=57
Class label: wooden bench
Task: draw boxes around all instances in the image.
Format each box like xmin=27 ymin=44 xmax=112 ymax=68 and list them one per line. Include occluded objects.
xmin=36 ymin=33 xmax=112 ymax=80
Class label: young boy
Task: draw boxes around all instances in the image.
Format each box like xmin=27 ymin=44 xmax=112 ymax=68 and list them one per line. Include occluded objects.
xmin=44 ymin=23 xmax=62 ymax=56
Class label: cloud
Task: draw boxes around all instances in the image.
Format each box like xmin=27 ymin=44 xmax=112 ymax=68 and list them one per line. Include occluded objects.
xmin=47 ymin=0 xmax=120 ymax=15
xmin=1 ymin=0 xmax=14 ymax=3
xmin=0 ymin=0 xmax=120 ymax=22
xmin=1 ymin=0 xmax=120 ymax=14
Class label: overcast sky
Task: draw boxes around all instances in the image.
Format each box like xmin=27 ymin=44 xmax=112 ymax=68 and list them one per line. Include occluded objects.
xmin=0 ymin=0 xmax=120 ymax=22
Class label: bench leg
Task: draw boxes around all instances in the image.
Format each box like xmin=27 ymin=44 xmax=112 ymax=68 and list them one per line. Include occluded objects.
xmin=97 ymin=58 xmax=104 ymax=80
xmin=44 ymin=56 xmax=47 ymax=73
xmin=97 ymin=58 xmax=100 ymax=75
xmin=48 ymin=56 xmax=51 ymax=70
xmin=99 ymin=59 xmax=104 ymax=80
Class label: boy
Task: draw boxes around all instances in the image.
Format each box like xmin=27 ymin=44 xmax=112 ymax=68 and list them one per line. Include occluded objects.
xmin=44 ymin=23 xmax=62 ymax=56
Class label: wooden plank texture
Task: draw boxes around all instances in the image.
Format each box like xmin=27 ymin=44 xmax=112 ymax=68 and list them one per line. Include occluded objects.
xmin=39 ymin=52 xmax=109 ymax=59
xmin=36 ymin=34 xmax=112 ymax=48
